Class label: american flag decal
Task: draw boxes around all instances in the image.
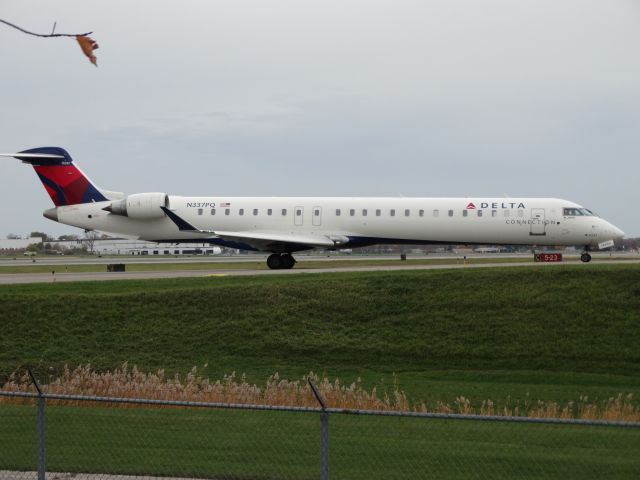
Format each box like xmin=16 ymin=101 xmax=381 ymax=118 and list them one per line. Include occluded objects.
xmin=220 ymin=202 xmax=231 ymax=207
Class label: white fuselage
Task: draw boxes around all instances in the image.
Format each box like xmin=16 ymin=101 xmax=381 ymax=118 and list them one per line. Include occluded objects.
xmin=53 ymin=196 xmax=624 ymax=252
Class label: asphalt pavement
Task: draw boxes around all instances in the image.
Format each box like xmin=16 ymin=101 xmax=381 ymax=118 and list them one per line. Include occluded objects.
xmin=1 ymin=257 xmax=638 ymax=285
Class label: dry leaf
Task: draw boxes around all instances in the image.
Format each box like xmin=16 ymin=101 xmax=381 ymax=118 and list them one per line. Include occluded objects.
xmin=76 ymin=35 xmax=99 ymax=66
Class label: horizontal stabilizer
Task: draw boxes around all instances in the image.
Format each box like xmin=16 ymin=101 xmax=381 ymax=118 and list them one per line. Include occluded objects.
xmin=0 ymin=152 xmax=65 ymax=160
xmin=0 ymin=149 xmax=69 ymax=165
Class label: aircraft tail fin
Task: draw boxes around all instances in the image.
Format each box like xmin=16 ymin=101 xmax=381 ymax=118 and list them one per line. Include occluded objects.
xmin=1 ymin=147 xmax=121 ymax=206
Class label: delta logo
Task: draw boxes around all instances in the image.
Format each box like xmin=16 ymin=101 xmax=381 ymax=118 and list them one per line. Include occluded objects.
xmin=466 ymin=201 xmax=526 ymax=209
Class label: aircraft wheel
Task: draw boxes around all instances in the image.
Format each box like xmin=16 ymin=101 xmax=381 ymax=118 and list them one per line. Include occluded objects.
xmin=580 ymin=252 xmax=592 ymax=263
xmin=267 ymin=254 xmax=282 ymax=270
xmin=281 ymin=254 xmax=296 ymax=269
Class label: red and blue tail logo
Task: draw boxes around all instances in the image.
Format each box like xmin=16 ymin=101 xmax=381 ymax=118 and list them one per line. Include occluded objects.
xmin=17 ymin=147 xmax=108 ymax=206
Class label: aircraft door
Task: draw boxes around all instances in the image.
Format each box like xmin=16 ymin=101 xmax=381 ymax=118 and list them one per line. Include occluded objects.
xmin=312 ymin=206 xmax=322 ymax=226
xmin=530 ymin=208 xmax=546 ymax=236
xmin=294 ymin=206 xmax=304 ymax=226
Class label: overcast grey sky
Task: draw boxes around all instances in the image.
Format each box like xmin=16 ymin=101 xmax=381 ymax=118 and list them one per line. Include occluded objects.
xmin=2 ymin=0 xmax=639 ymax=238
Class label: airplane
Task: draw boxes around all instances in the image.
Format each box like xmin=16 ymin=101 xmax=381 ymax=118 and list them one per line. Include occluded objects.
xmin=1 ymin=147 xmax=625 ymax=269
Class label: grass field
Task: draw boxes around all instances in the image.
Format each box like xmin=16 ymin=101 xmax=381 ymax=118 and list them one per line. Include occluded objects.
xmin=2 ymin=264 xmax=640 ymax=478
xmin=1 ymin=264 xmax=640 ymax=412
xmin=1 ymin=403 xmax=639 ymax=479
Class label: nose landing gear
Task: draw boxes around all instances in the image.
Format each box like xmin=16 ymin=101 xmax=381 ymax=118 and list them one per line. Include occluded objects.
xmin=580 ymin=250 xmax=592 ymax=263
xmin=267 ymin=253 xmax=296 ymax=270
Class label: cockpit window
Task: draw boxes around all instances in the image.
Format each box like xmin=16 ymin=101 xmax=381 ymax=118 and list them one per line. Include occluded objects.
xmin=563 ymin=208 xmax=583 ymax=216
xmin=563 ymin=208 xmax=597 ymax=217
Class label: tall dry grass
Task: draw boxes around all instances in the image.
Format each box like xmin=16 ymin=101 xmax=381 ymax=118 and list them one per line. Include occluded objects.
xmin=2 ymin=364 xmax=638 ymax=421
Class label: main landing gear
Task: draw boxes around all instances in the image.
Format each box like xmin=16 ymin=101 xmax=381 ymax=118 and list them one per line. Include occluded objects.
xmin=580 ymin=248 xmax=592 ymax=263
xmin=267 ymin=253 xmax=296 ymax=270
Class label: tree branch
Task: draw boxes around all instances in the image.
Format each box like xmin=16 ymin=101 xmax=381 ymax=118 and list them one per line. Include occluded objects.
xmin=0 ymin=18 xmax=92 ymax=38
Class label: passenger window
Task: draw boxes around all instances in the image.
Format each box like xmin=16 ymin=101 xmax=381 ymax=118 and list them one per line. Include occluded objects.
xmin=198 ymin=208 xmax=203 ymax=216
xmin=281 ymin=209 xmax=287 ymax=216
xmin=390 ymin=209 xmax=396 ymax=217
xmin=211 ymin=208 xmax=216 ymax=215
xmin=314 ymin=209 xmax=320 ymax=216
xmin=225 ymin=208 xmax=230 ymax=216
xmin=491 ymin=210 xmax=497 ymax=217
xmin=362 ymin=209 xmax=367 ymax=216
xmin=296 ymin=209 xmax=302 ymax=216
xmin=239 ymin=208 xmax=244 ymax=216
xmin=350 ymin=209 xmax=355 ymax=216
xmin=405 ymin=209 xmax=410 ymax=217
xmin=253 ymin=208 xmax=258 ymax=216
xmin=433 ymin=209 xmax=439 ymax=217
xmin=463 ymin=210 xmax=468 ymax=217
xmin=376 ymin=209 xmax=381 ymax=216
xmin=336 ymin=209 xmax=341 ymax=216
xmin=419 ymin=209 xmax=424 ymax=217
xmin=517 ymin=210 xmax=524 ymax=218
xmin=267 ymin=209 xmax=272 ymax=216
xmin=448 ymin=210 xmax=453 ymax=217
xmin=477 ymin=210 xmax=483 ymax=217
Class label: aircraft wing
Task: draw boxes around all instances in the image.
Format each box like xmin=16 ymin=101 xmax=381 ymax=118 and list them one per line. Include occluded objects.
xmin=160 ymin=207 xmax=337 ymax=252
xmin=212 ymin=230 xmax=335 ymax=251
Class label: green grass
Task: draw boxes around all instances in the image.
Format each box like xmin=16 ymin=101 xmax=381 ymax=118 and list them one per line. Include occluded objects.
xmin=2 ymin=265 xmax=640 ymax=478
xmin=1 ymin=403 xmax=638 ymax=479
xmin=1 ymin=264 xmax=640 ymax=409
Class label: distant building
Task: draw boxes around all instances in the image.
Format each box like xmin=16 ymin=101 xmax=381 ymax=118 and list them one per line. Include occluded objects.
xmin=473 ymin=247 xmax=503 ymax=253
xmin=45 ymin=239 xmax=223 ymax=256
xmin=0 ymin=237 xmax=42 ymax=250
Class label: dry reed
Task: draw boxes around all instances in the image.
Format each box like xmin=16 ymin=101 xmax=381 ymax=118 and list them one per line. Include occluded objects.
xmin=2 ymin=364 xmax=638 ymax=421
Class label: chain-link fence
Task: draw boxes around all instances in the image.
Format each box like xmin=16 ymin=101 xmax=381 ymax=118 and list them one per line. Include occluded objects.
xmin=2 ymin=388 xmax=639 ymax=480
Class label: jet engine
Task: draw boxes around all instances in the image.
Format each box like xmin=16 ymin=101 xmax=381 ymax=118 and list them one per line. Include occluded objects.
xmin=103 ymin=192 xmax=168 ymax=219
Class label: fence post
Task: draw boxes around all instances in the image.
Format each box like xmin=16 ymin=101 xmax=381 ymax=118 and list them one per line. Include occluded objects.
xmin=320 ymin=411 xmax=329 ymax=480
xmin=309 ymin=378 xmax=329 ymax=480
xmin=28 ymin=368 xmax=45 ymax=480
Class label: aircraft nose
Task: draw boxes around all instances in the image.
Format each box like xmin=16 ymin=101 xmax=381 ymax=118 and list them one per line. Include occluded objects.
xmin=604 ymin=220 xmax=624 ymax=239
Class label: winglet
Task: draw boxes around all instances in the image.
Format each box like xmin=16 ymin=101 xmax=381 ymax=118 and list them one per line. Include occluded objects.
xmin=160 ymin=206 xmax=198 ymax=231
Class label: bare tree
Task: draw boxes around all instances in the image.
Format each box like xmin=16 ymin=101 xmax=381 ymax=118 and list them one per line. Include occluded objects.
xmin=0 ymin=18 xmax=98 ymax=65
xmin=82 ymin=230 xmax=100 ymax=255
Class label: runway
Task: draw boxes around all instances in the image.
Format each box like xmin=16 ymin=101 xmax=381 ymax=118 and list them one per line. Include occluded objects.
xmin=1 ymin=258 xmax=638 ymax=285
xmin=0 ymin=252 xmax=529 ymax=267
